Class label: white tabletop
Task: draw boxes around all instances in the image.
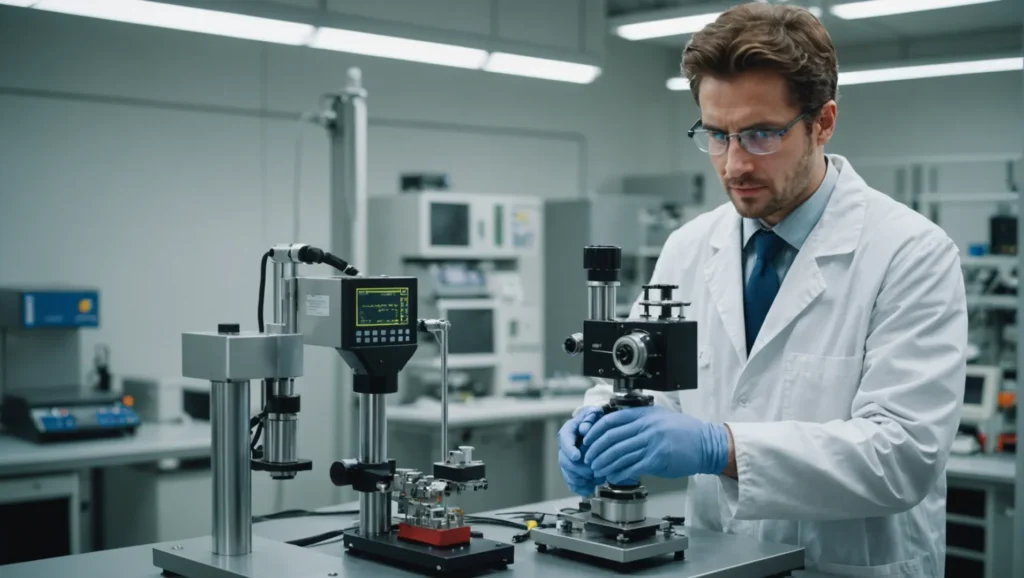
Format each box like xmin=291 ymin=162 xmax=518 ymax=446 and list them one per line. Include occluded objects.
xmin=945 ymin=453 xmax=1016 ymax=485
xmin=0 ymin=421 xmax=211 ymax=477
xmin=387 ymin=395 xmax=581 ymax=428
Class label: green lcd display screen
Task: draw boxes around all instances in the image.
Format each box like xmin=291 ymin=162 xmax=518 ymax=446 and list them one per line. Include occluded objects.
xmin=355 ymin=287 xmax=410 ymax=327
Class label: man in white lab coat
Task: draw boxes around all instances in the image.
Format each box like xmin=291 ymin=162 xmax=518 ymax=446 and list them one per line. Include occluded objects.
xmin=558 ymin=3 xmax=968 ymax=577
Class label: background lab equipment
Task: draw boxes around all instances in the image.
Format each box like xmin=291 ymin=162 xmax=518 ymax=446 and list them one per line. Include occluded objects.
xmin=368 ymin=191 xmax=545 ymax=401
xmin=0 ymin=285 xmax=121 ymax=565
xmin=953 ymin=365 xmax=1017 ymax=455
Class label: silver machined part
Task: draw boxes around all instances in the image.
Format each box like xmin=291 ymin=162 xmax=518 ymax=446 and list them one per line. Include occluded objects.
xmin=264 ymin=414 xmax=298 ymax=479
xmin=211 ymin=380 xmax=251 ymax=556
xmin=587 ymin=282 xmax=619 ymax=321
xmin=612 ymin=332 xmax=652 ymax=377
xmin=359 ymin=393 xmax=388 ymax=537
xmin=592 ymin=496 xmax=647 ymax=524
xmin=269 ymin=243 xmax=310 ymax=264
xmin=447 ymin=450 xmax=465 ymax=465
xmin=564 ymin=332 xmax=584 ymax=356
xmin=182 ymin=332 xmax=304 ymax=381
xmin=458 ymin=446 xmax=474 ymax=462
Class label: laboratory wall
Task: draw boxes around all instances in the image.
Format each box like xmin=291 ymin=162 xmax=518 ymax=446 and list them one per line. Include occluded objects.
xmin=0 ymin=4 xmax=681 ymax=515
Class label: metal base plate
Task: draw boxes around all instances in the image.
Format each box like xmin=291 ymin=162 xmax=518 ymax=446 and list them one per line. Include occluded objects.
xmin=152 ymin=536 xmax=342 ymax=578
xmin=531 ymin=525 xmax=688 ymax=565
xmin=342 ymin=528 xmax=514 ymax=574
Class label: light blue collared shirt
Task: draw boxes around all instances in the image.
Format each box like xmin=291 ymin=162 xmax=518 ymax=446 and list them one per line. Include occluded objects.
xmin=742 ymin=156 xmax=839 ymax=284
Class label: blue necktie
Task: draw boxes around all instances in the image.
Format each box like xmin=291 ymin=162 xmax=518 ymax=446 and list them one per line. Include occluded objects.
xmin=744 ymin=230 xmax=788 ymax=354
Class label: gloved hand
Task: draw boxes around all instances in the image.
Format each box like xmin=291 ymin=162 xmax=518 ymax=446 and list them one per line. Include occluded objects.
xmin=582 ymin=406 xmax=729 ymax=484
xmin=558 ymin=406 xmax=605 ymax=496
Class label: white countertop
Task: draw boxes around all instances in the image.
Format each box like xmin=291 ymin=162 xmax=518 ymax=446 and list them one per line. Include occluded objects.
xmin=0 ymin=421 xmax=211 ymax=477
xmin=386 ymin=395 xmax=581 ymax=428
xmin=946 ymin=452 xmax=1016 ymax=484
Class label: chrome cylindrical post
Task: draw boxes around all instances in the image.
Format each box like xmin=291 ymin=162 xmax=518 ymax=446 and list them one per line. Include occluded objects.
xmin=211 ymin=380 xmax=251 ymax=556
xmin=359 ymin=393 xmax=388 ymax=536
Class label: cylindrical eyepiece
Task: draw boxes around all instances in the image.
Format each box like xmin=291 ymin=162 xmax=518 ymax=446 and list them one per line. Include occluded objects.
xmin=564 ymin=333 xmax=584 ymax=356
xmin=583 ymin=246 xmax=621 ymax=283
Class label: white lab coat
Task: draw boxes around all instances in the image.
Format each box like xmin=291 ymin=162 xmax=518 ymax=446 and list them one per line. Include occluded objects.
xmin=582 ymin=155 xmax=967 ymax=577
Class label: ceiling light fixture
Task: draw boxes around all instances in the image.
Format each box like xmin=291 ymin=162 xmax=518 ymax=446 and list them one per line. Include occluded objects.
xmin=310 ymin=28 xmax=488 ymax=69
xmin=667 ymin=56 xmax=1022 ymax=90
xmin=483 ymin=52 xmax=602 ymax=84
xmin=33 ymin=0 xmax=315 ymax=45
xmin=830 ymin=0 xmax=1001 ymax=20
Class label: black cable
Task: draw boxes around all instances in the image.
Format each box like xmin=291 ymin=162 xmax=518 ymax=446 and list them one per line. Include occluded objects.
xmin=463 ymin=516 xmax=530 ymax=530
xmin=287 ymin=528 xmax=350 ymax=547
xmin=253 ymin=509 xmax=359 ymax=523
xmin=257 ymin=250 xmax=271 ymax=333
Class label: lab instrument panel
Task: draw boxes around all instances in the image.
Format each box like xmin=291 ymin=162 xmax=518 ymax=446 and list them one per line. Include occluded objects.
xmin=368 ymin=193 xmax=544 ymax=398
xmin=1 ymin=387 xmax=138 ymax=442
xmin=0 ymin=286 xmax=100 ymax=329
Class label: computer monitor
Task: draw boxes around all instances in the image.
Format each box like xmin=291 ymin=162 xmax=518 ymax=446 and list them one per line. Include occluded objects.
xmin=960 ymin=365 xmax=1001 ymax=426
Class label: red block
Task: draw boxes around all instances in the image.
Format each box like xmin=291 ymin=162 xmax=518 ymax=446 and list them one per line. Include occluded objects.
xmin=398 ymin=522 xmax=472 ymax=547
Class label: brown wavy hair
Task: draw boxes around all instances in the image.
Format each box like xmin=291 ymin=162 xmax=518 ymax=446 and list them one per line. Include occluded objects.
xmin=681 ymin=3 xmax=838 ymax=116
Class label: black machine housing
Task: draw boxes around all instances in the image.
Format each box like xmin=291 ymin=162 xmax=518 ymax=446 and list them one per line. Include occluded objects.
xmin=582 ymin=317 xmax=697 ymax=392
xmin=337 ymin=276 xmax=419 ymax=395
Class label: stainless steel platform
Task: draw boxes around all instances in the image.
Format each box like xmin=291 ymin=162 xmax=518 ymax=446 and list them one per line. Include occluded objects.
xmin=152 ymin=536 xmax=342 ymax=578
xmin=531 ymin=525 xmax=689 ymax=564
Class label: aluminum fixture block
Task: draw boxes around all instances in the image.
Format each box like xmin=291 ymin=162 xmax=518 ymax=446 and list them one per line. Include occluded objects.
xmin=182 ymin=332 xmax=304 ymax=381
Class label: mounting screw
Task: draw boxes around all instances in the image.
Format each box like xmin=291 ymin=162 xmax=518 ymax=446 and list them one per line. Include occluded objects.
xmin=598 ymin=369 xmax=604 ymax=375
xmin=172 ymin=545 xmax=183 ymax=551
xmin=436 ymin=566 xmax=442 ymax=571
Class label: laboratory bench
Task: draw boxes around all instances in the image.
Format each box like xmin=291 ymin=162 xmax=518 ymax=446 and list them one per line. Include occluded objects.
xmin=0 ymin=421 xmax=212 ymax=561
xmin=944 ymin=453 xmax=1016 ymax=578
xmin=1 ymin=491 xmax=806 ymax=578
xmin=0 ymin=421 xmax=211 ymax=477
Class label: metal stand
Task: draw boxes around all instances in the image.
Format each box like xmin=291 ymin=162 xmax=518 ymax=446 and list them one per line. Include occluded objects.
xmin=153 ymin=327 xmax=335 ymax=578
xmin=541 ymin=246 xmax=695 ymax=566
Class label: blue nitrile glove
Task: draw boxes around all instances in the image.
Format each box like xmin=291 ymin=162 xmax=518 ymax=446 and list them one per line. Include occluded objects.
xmin=558 ymin=406 xmax=605 ymax=496
xmin=582 ymin=406 xmax=729 ymax=484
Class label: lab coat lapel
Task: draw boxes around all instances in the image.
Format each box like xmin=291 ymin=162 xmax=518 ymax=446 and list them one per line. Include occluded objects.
xmin=746 ymin=155 xmax=866 ymax=362
xmin=703 ymin=211 xmax=747 ymax=364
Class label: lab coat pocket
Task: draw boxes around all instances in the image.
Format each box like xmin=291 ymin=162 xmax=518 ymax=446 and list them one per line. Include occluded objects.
xmin=814 ymin=555 xmax=926 ymax=577
xmin=783 ymin=353 xmax=862 ymax=421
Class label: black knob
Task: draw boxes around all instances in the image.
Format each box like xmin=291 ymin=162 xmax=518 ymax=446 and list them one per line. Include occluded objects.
xmin=584 ymin=246 xmax=621 ymax=283
xmin=330 ymin=461 xmax=352 ymax=487
xmin=218 ymin=323 xmax=240 ymax=334
xmin=615 ymin=344 xmax=634 ymax=366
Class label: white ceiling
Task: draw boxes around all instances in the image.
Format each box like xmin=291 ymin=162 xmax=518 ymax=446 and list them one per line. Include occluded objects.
xmin=607 ymin=0 xmax=1024 ymax=52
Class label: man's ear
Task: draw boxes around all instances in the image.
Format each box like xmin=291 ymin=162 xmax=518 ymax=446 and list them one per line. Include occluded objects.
xmin=816 ymin=100 xmax=837 ymax=146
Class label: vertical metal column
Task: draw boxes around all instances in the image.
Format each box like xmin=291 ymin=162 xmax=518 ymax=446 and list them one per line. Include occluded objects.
xmin=359 ymin=393 xmax=387 ymax=536
xmin=329 ymin=68 xmax=369 ymax=496
xmin=588 ymin=282 xmax=617 ymax=322
xmin=211 ymin=380 xmax=251 ymax=555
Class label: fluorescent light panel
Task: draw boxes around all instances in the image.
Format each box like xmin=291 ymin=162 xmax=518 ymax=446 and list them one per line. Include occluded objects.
xmin=484 ymin=52 xmax=601 ymax=84
xmin=838 ymin=57 xmax=1022 ymax=85
xmin=4 ymin=0 xmax=602 ymax=81
xmin=33 ymin=0 xmax=315 ymax=45
xmin=615 ymin=4 xmax=822 ymax=40
xmin=830 ymin=0 xmax=1001 ymax=20
xmin=615 ymin=12 xmax=721 ymax=40
xmin=665 ymin=56 xmax=1023 ymax=90
xmin=311 ymin=27 xmax=488 ymax=69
